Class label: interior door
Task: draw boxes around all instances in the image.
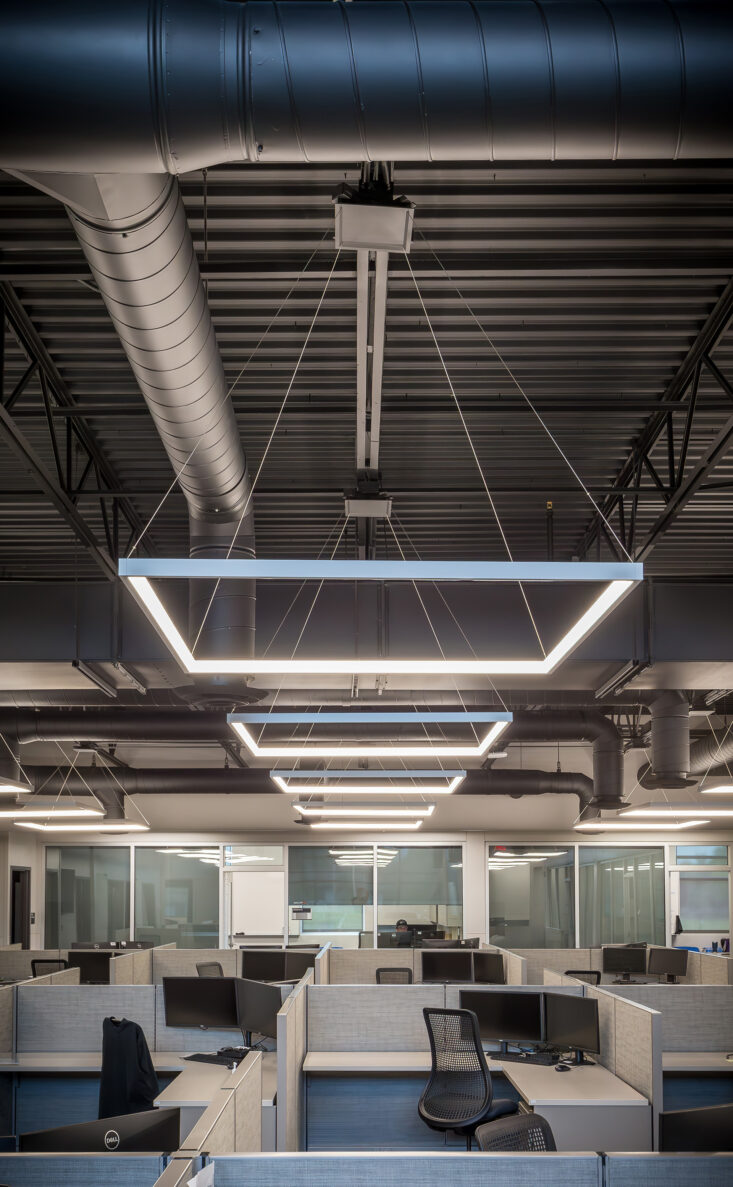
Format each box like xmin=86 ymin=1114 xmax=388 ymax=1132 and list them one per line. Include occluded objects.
xmin=10 ymin=867 xmax=31 ymax=949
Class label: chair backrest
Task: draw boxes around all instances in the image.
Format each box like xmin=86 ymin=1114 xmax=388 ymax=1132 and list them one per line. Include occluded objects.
xmin=376 ymin=967 xmax=413 ymax=985
xmin=196 ymin=961 xmax=224 ymax=978
xmin=31 ymin=958 xmax=68 ymax=977
xmin=421 ymin=938 xmax=462 ymax=948
xmin=564 ymin=968 xmax=601 ymax=985
xmin=419 ymin=1008 xmax=492 ymax=1128
xmin=476 ymin=1112 xmax=557 ymax=1152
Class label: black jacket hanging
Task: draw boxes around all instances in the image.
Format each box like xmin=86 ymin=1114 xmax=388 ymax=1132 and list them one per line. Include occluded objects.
xmin=98 ymin=1016 xmax=160 ymax=1119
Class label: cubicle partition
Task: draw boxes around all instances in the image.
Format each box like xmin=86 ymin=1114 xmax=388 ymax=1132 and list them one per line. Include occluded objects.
xmin=0 ymin=983 xmax=13 ymax=1053
xmin=682 ymin=952 xmax=733 ymax=986
xmin=605 ymin=1153 xmax=733 ymax=1185
xmin=0 ymin=950 xmax=70 ymax=984
xmin=151 ymin=947 xmax=237 ymax=982
xmin=603 ymin=985 xmax=733 ymax=1053
xmin=0 ymin=1153 xmax=169 ymax=1186
xmin=313 ymin=944 xmax=330 ymax=984
xmin=586 ymin=985 xmax=662 ymax=1148
xmin=327 ymin=945 xmax=521 ymax=986
xmin=276 ymin=968 xmax=312 ymax=1150
xmin=509 ymin=949 xmax=597 ymax=984
xmin=178 ymin=1052 xmax=263 ymax=1156
xmin=23 ymin=967 xmax=80 ymax=988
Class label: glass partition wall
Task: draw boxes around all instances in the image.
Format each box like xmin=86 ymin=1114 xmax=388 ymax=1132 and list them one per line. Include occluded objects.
xmin=488 ymin=845 xmax=575 ymax=948
xmin=134 ymin=847 xmax=220 ymax=948
xmin=579 ymin=846 xmax=665 ymax=946
xmin=45 ymin=846 xmax=130 ymax=948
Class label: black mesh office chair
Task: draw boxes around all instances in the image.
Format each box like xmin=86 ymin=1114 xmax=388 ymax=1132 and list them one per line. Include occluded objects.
xmin=419 ymin=1008 xmax=518 ymax=1150
xmin=376 ymin=967 xmax=413 ymax=984
xmin=564 ymin=969 xmax=601 ymax=986
xmin=476 ymin=1112 xmax=556 ymax=1152
xmin=196 ymin=961 xmax=224 ymax=977
xmin=31 ymin=958 xmax=68 ymax=977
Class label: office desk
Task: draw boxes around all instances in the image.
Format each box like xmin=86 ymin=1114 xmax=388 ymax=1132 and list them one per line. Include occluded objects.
xmin=154 ymin=1050 xmax=278 ymax=1150
xmin=662 ymin=1052 xmax=733 ymax=1073
xmin=662 ymin=1050 xmax=733 ymax=1111
xmin=303 ymin=1051 xmax=651 ymax=1152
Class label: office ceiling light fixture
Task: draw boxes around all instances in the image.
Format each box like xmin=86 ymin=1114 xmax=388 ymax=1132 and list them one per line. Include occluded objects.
xmin=620 ymin=803 xmax=733 ymax=818
xmin=574 ymin=819 xmax=709 ymax=832
xmin=308 ymin=820 xmax=424 ymax=831
xmin=699 ymin=784 xmax=733 ymax=795
xmin=119 ymin=559 xmax=641 ymax=676
xmin=233 ymin=714 xmax=510 ymax=759
xmin=71 ymin=659 xmax=117 ymax=699
xmin=0 ymin=777 xmax=33 ymax=796
xmin=0 ymin=799 xmax=104 ymax=819
xmin=271 ymin=770 xmax=466 ymax=794
xmin=293 ymin=802 xmax=435 ymax=818
xmin=14 ymin=821 xmax=150 ymax=833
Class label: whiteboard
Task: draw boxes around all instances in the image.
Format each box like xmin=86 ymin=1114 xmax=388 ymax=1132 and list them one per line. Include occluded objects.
xmin=231 ymin=870 xmax=285 ymax=936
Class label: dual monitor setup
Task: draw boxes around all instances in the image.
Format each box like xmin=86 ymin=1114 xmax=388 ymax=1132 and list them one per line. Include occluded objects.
xmin=460 ymin=989 xmax=600 ymax=1066
xmin=240 ymin=948 xmax=316 ymax=983
xmin=421 ymin=950 xmax=505 ymax=984
xmin=602 ymin=945 xmax=689 ymax=984
xmin=163 ymin=976 xmax=284 ymax=1052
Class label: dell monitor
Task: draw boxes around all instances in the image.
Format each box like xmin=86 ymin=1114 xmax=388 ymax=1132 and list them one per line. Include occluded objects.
xmin=544 ymin=992 xmax=600 ymax=1064
xmin=240 ymin=950 xmax=287 ymax=982
xmin=163 ymin=976 xmax=239 ymax=1030
xmin=601 ymin=945 xmax=647 ymax=982
xmin=19 ymin=1108 xmax=180 ymax=1153
xmin=647 ymin=946 xmax=688 ymax=983
xmin=284 ymin=950 xmax=316 ymax=980
xmin=235 ymin=977 xmax=283 ymax=1043
xmin=460 ymin=989 xmax=543 ymax=1050
xmin=421 ymin=950 xmax=474 ymax=983
xmin=473 ymin=952 xmax=505 ymax=984
xmin=67 ymin=950 xmax=113 ymax=984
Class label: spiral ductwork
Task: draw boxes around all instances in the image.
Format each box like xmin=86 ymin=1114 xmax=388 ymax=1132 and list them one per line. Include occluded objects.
xmin=1 ymin=1 xmax=732 ymax=173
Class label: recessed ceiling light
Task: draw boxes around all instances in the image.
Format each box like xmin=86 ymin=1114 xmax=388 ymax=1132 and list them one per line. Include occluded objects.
xmin=120 ymin=559 xmax=640 ymax=677
xmin=574 ymin=819 xmax=708 ymax=832
xmin=272 ymin=771 xmax=465 ymax=794
xmin=294 ymin=802 xmax=434 ymax=818
xmin=233 ymin=718 xmax=509 ymax=759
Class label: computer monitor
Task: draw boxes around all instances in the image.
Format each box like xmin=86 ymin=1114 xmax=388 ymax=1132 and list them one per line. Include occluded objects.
xmin=472 ymin=952 xmax=505 ymax=984
xmin=67 ymin=950 xmax=113 ymax=984
xmin=421 ymin=950 xmax=474 ymax=982
xmin=420 ymin=938 xmax=462 ymax=949
xmin=460 ymin=989 xmax=543 ymax=1046
xmin=162 ymin=976 xmax=239 ymax=1029
xmin=647 ymin=946 xmax=688 ymax=983
xmin=284 ymin=950 xmax=316 ymax=980
xmin=544 ymin=992 xmax=600 ymax=1064
xmin=235 ymin=977 xmax=283 ymax=1042
xmin=240 ymin=950 xmax=287 ymax=982
xmin=601 ymin=945 xmax=647 ymax=981
xmin=19 ymin=1108 xmax=180 ymax=1153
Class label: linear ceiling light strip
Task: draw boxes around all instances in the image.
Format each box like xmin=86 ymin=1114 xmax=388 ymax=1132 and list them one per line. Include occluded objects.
xmin=403 ymin=254 xmax=546 ymax=657
xmin=192 ymin=249 xmax=343 ymax=653
xmin=231 ymin=718 xmax=509 ymax=758
xmin=415 ymin=232 xmax=632 ymax=562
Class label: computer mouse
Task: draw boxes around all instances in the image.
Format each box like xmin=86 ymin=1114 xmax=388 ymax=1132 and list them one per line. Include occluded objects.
xmin=554 ymin=1062 xmax=571 ymax=1072
xmin=726 ymin=1053 xmax=733 ymax=1062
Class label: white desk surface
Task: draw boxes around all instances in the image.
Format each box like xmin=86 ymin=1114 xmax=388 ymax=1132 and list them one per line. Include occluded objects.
xmin=155 ymin=1050 xmax=278 ymax=1108
xmin=0 ymin=1051 xmax=188 ymax=1073
xmin=304 ymin=1050 xmax=647 ymax=1107
xmin=663 ymin=1051 xmax=733 ymax=1072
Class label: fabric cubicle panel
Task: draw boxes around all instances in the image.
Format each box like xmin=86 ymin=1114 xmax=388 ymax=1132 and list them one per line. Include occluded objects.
xmin=606 ymin=984 xmax=733 ymax=1051
xmin=179 ymin=1089 xmax=236 ymax=1156
xmin=22 ymin=968 xmax=80 ymax=987
xmin=180 ymin=1056 xmax=266 ymax=1157
xmin=0 ymin=949 xmax=70 ymax=982
xmin=543 ymin=968 xmax=585 ymax=987
xmin=587 ymin=986 xmax=661 ymax=1148
xmin=314 ymin=943 xmax=330 ymax=984
xmin=606 ymin=1153 xmax=733 ymax=1186
xmin=203 ymin=1152 xmax=603 ymax=1186
xmin=0 ymin=984 xmax=13 ymax=1052
xmin=329 ymin=948 xmax=415 ymax=985
xmin=109 ymin=952 xmax=136 ymax=984
xmin=0 ymin=943 xmax=22 ymax=950
xmin=16 ymin=985 xmax=156 ymax=1051
xmin=499 ymin=947 xmax=527 ymax=985
xmin=0 ymin=1154 xmax=165 ymax=1186
xmin=306 ymin=985 xmax=444 ymax=1051
xmin=153 ymin=983 xmax=239 ymax=1052
xmin=151 ymin=948 xmax=237 ymax=982
xmin=507 ymin=949 xmax=593 ymax=984
xmin=696 ymin=954 xmax=732 ymax=985
xmin=133 ymin=947 xmax=153 ymax=984
xmin=277 ymin=968 xmax=312 ymax=1151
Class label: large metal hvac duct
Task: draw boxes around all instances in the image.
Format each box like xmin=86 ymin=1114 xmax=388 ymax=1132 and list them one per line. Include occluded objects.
xmin=508 ymin=710 xmax=625 ymax=807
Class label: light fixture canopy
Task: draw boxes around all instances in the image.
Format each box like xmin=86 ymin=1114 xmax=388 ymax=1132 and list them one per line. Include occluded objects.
xmin=119 ymin=558 xmax=641 ymax=677
xmin=232 ymin=716 xmax=509 ymax=759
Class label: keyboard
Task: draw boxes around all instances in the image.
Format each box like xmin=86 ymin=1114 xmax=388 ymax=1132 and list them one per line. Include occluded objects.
xmin=183 ymin=1047 xmax=250 ymax=1067
xmin=492 ymin=1050 xmax=559 ymax=1066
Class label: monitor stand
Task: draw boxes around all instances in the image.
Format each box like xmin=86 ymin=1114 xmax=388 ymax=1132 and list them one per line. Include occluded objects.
xmin=665 ymin=975 xmax=678 ymax=985
xmin=612 ymin=973 xmax=642 ymax=985
xmin=572 ymin=1049 xmax=593 ymax=1066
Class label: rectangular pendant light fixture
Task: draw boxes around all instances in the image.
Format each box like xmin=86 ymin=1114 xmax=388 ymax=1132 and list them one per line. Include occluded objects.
xmin=0 ymin=805 xmax=104 ymax=819
xmin=700 ymin=784 xmax=733 ymax=794
xmin=14 ymin=821 xmax=150 ymax=833
xmin=119 ymin=558 xmax=641 ymax=677
xmin=307 ymin=820 xmax=424 ymax=831
xmin=231 ymin=712 xmax=510 ymax=760
xmin=293 ymin=802 xmax=434 ymax=818
xmin=574 ymin=819 xmax=709 ymax=832
xmin=271 ymin=770 xmax=466 ymax=794
xmin=620 ymin=803 xmax=733 ymax=818
xmin=0 ymin=778 xmax=32 ymax=795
